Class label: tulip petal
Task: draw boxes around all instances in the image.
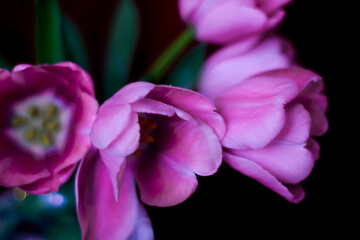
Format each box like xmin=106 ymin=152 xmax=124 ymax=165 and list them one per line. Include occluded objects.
xmin=76 ymin=150 xmax=139 ymax=240
xmin=156 ymin=117 xmax=222 ymax=176
xmin=230 ymin=141 xmax=314 ymax=185
xmin=128 ymin=204 xmax=154 ymax=240
xmin=178 ymin=0 xmax=204 ymax=20
xmin=257 ymin=0 xmax=293 ymax=13
xmin=216 ymin=76 xmax=298 ymax=149
xmin=90 ymin=103 xmax=131 ymax=149
xmin=111 ymin=81 xmax=155 ymax=104
xmin=275 ymin=103 xmax=311 ymax=144
xmin=148 ymin=85 xmax=225 ymax=139
xmin=200 ymin=36 xmax=294 ymax=99
xmin=195 ymin=3 xmax=267 ymax=44
xmin=132 ymin=151 xmax=198 ymax=207
xmin=224 ymin=152 xmax=305 ymax=203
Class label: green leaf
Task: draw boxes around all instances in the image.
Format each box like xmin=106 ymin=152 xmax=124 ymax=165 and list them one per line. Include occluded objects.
xmin=103 ymin=0 xmax=140 ymax=99
xmin=62 ymin=15 xmax=90 ymax=71
xmin=0 ymin=55 xmax=11 ymax=70
xmin=165 ymin=44 xmax=207 ymax=90
xmin=35 ymin=0 xmax=63 ymax=64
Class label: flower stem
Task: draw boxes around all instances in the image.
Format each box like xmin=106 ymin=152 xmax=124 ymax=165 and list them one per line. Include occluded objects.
xmin=142 ymin=27 xmax=195 ymax=83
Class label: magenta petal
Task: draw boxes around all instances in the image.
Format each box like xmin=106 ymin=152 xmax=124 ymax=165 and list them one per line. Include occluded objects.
xmin=216 ymin=76 xmax=298 ymax=149
xmin=231 ymin=141 xmax=314 ymax=185
xmin=224 ymin=152 xmax=305 ymax=203
xmin=258 ymin=0 xmax=293 ymax=13
xmin=275 ymin=103 xmax=311 ymax=144
xmin=133 ymin=152 xmax=198 ymax=207
xmin=178 ymin=0 xmax=204 ymax=20
xmin=131 ymin=98 xmax=176 ymax=117
xmin=195 ymin=3 xmax=267 ymax=44
xmin=76 ymin=150 xmax=139 ymax=240
xmin=148 ymin=85 xmax=225 ymax=139
xmin=91 ymin=103 xmax=131 ymax=149
xmin=158 ymin=119 xmax=222 ymax=176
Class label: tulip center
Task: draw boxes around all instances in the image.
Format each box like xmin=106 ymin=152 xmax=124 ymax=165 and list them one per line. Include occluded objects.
xmin=133 ymin=116 xmax=158 ymax=156
xmin=6 ymin=91 xmax=73 ymax=158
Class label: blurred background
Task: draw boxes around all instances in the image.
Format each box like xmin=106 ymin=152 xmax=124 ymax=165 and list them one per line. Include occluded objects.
xmin=0 ymin=0 xmax=356 ymax=239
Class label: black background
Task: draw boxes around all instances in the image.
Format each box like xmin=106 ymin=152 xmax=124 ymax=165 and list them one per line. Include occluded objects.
xmin=0 ymin=0 xmax=357 ymax=238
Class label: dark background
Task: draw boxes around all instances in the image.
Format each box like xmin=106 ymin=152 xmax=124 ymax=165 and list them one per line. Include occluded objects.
xmin=0 ymin=0 xmax=357 ymax=238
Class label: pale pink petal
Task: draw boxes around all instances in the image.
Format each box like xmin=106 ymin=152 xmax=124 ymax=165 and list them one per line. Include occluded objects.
xmin=231 ymin=141 xmax=314 ymax=185
xmin=76 ymin=150 xmax=139 ymax=240
xmin=110 ymin=81 xmax=155 ymax=104
xmin=132 ymin=152 xmax=198 ymax=207
xmin=306 ymin=138 xmax=320 ymax=162
xmin=275 ymin=103 xmax=311 ymax=144
xmin=216 ymin=76 xmax=298 ymax=149
xmin=12 ymin=64 xmax=33 ymax=72
xmin=200 ymin=36 xmax=295 ymax=99
xmin=157 ymin=118 xmax=222 ymax=176
xmin=131 ymin=98 xmax=176 ymax=117
xmin=90 ymin=103 xmax=131 ymax=149
xmin=148 ymin=85 xmax=225 ymax=139
xmin=224 ymin=152 xmax=305 ymax=203
xmin=195 ymin=3 xmax=267 ymax=44
xmin=265 ymin=9 xmax=285 ymax=29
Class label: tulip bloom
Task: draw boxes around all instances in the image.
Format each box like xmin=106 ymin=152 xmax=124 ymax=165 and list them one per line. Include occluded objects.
xmin=179 ymin=0 xmax=293 ymax=44
xmin=212 ymin=68 xmax=328 ymax=203
xmin=76 ymin=149 xmax=154 ymax=240
xmin=91 ymin=82 xmax=225 ymax=207
xmin=199 ymin=35 xmax=296 ymax=99
xmin=0 ymin=62 xmax=98 ymax=194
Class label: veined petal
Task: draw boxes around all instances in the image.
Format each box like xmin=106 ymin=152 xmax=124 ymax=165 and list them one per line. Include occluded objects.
xmin=76 ymin=150 xmax=139 ymax=240
xmin=224 ymin=152 xmax=305 ymax=203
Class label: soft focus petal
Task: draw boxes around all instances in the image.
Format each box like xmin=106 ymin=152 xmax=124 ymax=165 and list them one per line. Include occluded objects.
xmin=195 ymin=3 xmax=267 ymax=44
xmin=132 ymin=152 xmax=198 ymax=207
xmin=216 ymin=76 xmax=298 ymax=149
xmin=199 ymin=36 xmax=295 ymax=99
xmin=90 ymin=103 xmax=131 ymax=149
xmin=76 ymin=150 xmax=139 ymax=240
xmin=224 ymin=152 xmax=305 ymax=203
xmin=231 ymin=142 xmax=314 ymax=185
xmin=128 ymin=205 xmax=154 ymax=240
xmin=178 ymin=0 xmax=203 ymax=20
xmin=156 ymin=118 xmax=222 ymax=176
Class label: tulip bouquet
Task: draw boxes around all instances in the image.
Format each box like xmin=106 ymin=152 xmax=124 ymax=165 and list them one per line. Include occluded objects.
xmin=0 ymin=0 xmax=328 ymax=239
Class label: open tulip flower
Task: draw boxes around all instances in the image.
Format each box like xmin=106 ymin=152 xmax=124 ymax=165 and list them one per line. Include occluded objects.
xmin=90 ymin=81 xmax=225 ymax=207
xmin=208 ymin=67 xmax=328 ymax=203
xmin=179 ymin=0 xmax=293 ymax=44
xmin=0 ymin=62 xmax=98 ymax=194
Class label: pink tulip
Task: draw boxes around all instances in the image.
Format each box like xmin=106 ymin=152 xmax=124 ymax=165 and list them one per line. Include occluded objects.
xmin=199 ymin=35 xmax=296 ymax=99
xmin=0 ymin=62 xmax=98 ymax=194
xmin=213 ymin=67 xmax=328 ymax=203
xmin=90 ymin=82 xmax=225 ymax=207
xmin=76 ymin=149 xmax=153 ymax=240
xmin=179 ymin=0 xmax=293 ymax=44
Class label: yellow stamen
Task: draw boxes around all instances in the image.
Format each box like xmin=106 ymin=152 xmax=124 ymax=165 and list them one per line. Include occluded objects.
xmin=12 ymin=117 xmax=27 ymax=126
xmin=142 ymin=120 xmax=158 ymax=130
xmin=47 ymin=104 xmax=58 ymax=118
xmin=140 ymin=132 xmax=154 ymax=143
xmin=41 ymin=134 xmax=53 ymax=147
xmin=28 ymin=106 xmax=40 ymax=117
xmin=25 ymin=128 xmax=37 ymax=141
xmin=43 ymin=120 xmax=59 ymax=131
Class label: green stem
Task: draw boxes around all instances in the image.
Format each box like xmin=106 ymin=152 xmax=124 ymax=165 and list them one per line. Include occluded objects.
xmin=35 ymin=0 xmax=63 ymax=64
xmin=144 ymin=27 xmax=195 ymax=83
